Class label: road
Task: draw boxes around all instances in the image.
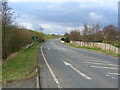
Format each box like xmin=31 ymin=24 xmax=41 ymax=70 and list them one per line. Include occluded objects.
xmin=39 ymin=39 xmax=118 ymax=88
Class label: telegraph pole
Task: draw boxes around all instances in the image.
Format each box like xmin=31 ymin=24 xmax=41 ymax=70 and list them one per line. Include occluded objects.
xmin=40 ymin=26 xmax=44 ymax=41
xmin=40 ymin=26 xmax=44 ymax=33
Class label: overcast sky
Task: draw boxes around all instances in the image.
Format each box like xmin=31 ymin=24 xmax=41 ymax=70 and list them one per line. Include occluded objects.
xmin=9 ymin=0 xmax=119 ymax=35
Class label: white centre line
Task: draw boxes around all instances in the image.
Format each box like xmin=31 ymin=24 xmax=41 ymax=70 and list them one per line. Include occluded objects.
xmin=91 ymin=66 xmax=118 ymax=70
xmin=41 ymin=45 xmax=62 ymax=88
xmin=63 ymin=61 xmax=92 ymax=80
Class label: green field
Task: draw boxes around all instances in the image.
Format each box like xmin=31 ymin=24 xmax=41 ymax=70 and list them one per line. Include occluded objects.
xmin=2 ymin=43 xmax=42 ymax=85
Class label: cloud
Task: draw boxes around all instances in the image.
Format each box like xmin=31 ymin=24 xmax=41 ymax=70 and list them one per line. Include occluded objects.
xmin=9 ymin=0 xmax=119 ymax=2
xmin=40 ymin=23 xmax=79 ymax=34
xmin=18 ymin=22 xmax=34 ymax=30
xmin=89 ymin=12 xmax=103 ymax=21
xmin=9 ymin=1 xmax=118 ymax=34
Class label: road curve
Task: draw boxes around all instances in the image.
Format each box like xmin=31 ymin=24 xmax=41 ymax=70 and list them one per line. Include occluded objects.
xmin=39 ymin=39 xmax=118 ymax=88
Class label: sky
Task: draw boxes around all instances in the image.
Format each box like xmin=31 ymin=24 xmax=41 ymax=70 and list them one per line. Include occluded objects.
xmin=9 ymin=0 xmax=119 ymax=35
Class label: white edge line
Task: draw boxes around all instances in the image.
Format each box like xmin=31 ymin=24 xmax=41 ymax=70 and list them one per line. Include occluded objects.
xmin=41 ymin=45 xmax=62 ymax=88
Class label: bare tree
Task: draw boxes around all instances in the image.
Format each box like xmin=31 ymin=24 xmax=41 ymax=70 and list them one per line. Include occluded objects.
xmin=82 ymin=24 xmax=89 ymax=41
xmin=2 ymin=1 xmax=15 ymax=60
xmin=63 ymin=24 xmax=118 ymax=45
xmin=82 ymin=24 xmax=88 ymax=35
xmin=69 ymin=29 xmax=81 ymax=41
xmin=102 ymin=24 xmax=117 ymax=44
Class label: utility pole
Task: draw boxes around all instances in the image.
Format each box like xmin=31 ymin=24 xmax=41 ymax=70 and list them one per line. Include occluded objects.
xmin=40 ymin=25 xmax=44 ymax=41
xmin=40 ymin=26 xmax=44 ymax=33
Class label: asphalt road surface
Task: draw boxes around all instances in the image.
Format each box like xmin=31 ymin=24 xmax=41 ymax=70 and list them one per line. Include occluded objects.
xmin=39 ymin=39 xmax=119 ymax=88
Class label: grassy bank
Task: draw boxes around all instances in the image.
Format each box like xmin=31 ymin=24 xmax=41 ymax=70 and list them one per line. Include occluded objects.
xmin=2 ymin=43 xmax=42 ymax=85
xmin=64 ymin=43 xmax=120 ymax=57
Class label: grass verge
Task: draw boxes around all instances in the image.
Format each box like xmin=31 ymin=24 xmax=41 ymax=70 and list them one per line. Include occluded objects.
xmin=112 ymin=44 xmax=120 ymax=48
xmin=64 ymin=43 xmax=120 ymax=57
xmin=2 ymin=43 xmax=42 ymax=85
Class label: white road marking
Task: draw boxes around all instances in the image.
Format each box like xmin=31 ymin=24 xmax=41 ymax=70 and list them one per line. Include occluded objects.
xmin=41 ymin=45 xmax=62 ymax=88
xmin=36 ymin=69 xmax=40 ymax=88
xmin=85 ymin=60 xmax=110 ymax=63
xmin=106 ymin=74 xmax=109 ymax=77
xmin=108 ymin=64 xmax=118 ymax=66
xmin=83 ymin=62 xmax=118 ymax=66
xmin=63 ymin=61 xmax=92 ymax=80
xmin=47 ymin=48 xmax=50 ymax=50
xmin=107 ymin=73 xmax=120 ymax=76
xmin=91 ymin=66 xmax=118 ymax=70
xmin=111 ymin=76 xmax=115 ymax=79
xmin=106 ymin=74 xmax=117 ymax=80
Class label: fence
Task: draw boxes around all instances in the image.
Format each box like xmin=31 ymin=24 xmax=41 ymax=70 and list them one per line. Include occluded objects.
xmin=70 ymin=41 xmax=120 ymax=54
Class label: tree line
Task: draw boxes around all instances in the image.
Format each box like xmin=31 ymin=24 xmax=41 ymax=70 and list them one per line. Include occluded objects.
xmin=1 ymin=1 xmax=44 ymax=60
xmin=63 ymin=24 xmax=120 ymax=46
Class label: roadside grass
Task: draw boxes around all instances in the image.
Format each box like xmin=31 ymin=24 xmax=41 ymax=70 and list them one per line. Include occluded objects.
xmin=2 ymin=43 xmax=42 ymax=85
xmin=64 ymin=43 xmax=120 ymax=57
xmin=112 ymin=44 xmax=120 ymax=48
